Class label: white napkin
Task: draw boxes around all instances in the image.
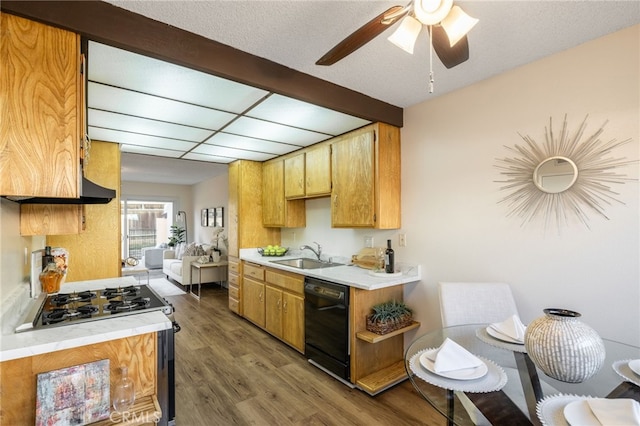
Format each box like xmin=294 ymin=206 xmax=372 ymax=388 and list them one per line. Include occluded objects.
xmin=587 ymin=398 xmax=640 ymax=426
xmin=490 ymin=314 xmax=527 ymax=343
xmin=427 ymin=338 xmax=483 ymax=373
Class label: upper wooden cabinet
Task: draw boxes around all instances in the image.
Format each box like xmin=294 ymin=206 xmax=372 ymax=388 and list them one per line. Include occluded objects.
xmin=228 ymin=160 xmax=280 ymax=257
xmin=284 ymin=144 xmax=331 ymax=199
xmin=331 ymin=123 xmax=401 ymax=229
xmin=0 ymin=13 xmax=80 ymax=198
xmin=262 ymin=159 xmax=305 ymax=228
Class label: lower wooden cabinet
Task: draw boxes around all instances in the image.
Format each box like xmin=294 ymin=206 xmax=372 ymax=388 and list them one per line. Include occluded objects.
xmin=242 ymin=276 xmax=265 ymax=328
xmin=265 ymin=285 xmax=304 ymax=352
xmin=241 ymin=262 xmax=305 ymax=353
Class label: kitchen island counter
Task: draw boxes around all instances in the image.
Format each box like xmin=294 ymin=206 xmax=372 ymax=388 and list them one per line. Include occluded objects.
xmin=240 ymin=248 xmax=421 ymax=290
xmin=0 ymin=277 xmax=172 ymax=362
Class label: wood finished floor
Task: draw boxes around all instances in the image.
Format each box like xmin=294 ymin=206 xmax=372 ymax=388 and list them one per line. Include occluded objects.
xmin=165 ymin=282 xmax=450 ymax=426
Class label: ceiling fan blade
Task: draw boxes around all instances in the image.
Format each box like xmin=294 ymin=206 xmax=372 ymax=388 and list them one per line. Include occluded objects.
xmin=316 ymin=5 xmax=407 ymax=66
xmin=431 ymin=25 xmax=469 ymax=69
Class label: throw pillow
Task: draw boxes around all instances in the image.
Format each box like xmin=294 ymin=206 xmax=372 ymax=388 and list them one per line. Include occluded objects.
xmin=183 ymin=242 xmax=198 ymax=257
xmin=175 ymin=242 xmax=186 ymax=260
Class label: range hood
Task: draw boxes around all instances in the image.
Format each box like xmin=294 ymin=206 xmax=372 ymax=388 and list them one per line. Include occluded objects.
xmin=4 ymin=176 xmax=116 ymax=204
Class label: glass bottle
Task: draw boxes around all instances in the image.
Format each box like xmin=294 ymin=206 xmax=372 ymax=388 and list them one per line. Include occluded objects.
xmin=113 ymin=366 xmax=135 ymax=413
xmin=39 ymin=262 xmax=63 ymax=293
xmin=385 ymin=239 xmax=395 ymax=273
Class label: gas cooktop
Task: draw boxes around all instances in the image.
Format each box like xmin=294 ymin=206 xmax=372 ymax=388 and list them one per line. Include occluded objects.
xmin=16 ymin=285 xmax=173 ymax=332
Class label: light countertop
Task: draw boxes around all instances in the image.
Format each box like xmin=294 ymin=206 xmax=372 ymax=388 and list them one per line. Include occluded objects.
xmin=239 ymin=248 xmax=421 ymax=290
xmin=0 ymin=277 xmax=172 ymax=362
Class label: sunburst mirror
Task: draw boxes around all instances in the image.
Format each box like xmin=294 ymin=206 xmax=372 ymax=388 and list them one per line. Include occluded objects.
xmin=495 ymin=115 xmax=636 ymax=231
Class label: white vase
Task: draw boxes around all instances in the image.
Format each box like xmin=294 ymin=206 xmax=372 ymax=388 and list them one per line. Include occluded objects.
xmin=524 ymin=308 xmax=605 ymax=383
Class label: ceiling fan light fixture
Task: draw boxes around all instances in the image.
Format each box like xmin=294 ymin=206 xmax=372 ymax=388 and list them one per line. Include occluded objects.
xmin=414 ymin=0 xmax=453 ymax=26
xmin=388 ymin=15 xmax=423 ymax=54
xmin=441 ymin=5 xmax=479 ymax=47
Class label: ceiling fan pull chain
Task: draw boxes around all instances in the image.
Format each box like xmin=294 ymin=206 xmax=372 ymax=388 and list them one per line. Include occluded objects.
xmin=428 ymin=25 xmax=434 ymax=93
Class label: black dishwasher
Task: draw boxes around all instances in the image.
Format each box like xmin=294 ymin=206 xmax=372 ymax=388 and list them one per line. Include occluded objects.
xmin=304 ymin=277 xmax=350 ymax=381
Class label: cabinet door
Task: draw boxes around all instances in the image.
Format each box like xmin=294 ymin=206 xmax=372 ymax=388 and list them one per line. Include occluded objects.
xmin=305 ymin=144 xmax=331 ymax=197
xmin=21 ymin=205 xmax=84 ymax=235
xmin=265 ymin=285 xmax=283 ymax=338
xmin=331 ymin=130 xmax=375 ymax=227
xmin=242 ymin=277 xmax=265 ymax=328
xmin=262 ymin=160 xmax=285 ymax=226
xmin=1 ymin=13 xmax=80 ymax=198
xmin=282 ymin=292 xmax=305 ymax=352
xmin=284 ymin=154 xmax=305 ymax=199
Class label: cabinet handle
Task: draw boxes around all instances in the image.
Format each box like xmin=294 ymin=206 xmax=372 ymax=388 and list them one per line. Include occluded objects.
xmin=259 ymin=291 xmax=263 ymax=302
xmin=277 ymin=299 xmax=281 ymax=311
xmin=283 ymin=300 xmax=288 ymax=313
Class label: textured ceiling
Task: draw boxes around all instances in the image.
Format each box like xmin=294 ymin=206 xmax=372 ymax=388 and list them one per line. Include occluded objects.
xmin=103 ymin=0 xmax=639 ymax=184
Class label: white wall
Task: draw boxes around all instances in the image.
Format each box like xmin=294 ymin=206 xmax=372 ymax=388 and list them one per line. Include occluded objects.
xmin=401 ymin=25 xmax=640 ymax=345
xmin=191 ymin=172 xmax=229 ymax=247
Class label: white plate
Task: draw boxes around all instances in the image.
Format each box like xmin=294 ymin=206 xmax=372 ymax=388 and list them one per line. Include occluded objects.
xmin=486 ymin=326 xmax=524 ymax=344
xmin=563 ymin=400 xmax=600 ymax=426
xmin=628 ymin=359 xmax=640 ymax=376
xmin=419 ymin=351 xmax=488 ymax=380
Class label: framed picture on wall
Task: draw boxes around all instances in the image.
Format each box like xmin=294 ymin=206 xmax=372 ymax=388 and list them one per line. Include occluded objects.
xmin=201 ymin=209 xmax=208 ymax=227
xmin=214 ymin=207 xmax=224 ymax=227
xmin=208 ymin=208 xmax=216 ymax=227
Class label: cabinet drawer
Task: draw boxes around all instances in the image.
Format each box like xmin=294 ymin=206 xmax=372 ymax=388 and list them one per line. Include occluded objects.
xmin=228 ymin=285 xmax=240 ymax=300
xmin=228 ymin=260 xmax=240 ymax=274
xmin=228 ymin=272 xmax=239 ymax=287
xmin=265 ymin=269 xmax=304 ymax=295
xmin=228 ymin=297 xmax=239 ymax=314
xmin=244 ymin=263 xmax=265 ymax=280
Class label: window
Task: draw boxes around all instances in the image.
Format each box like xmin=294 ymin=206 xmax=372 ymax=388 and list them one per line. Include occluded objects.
xmin=121 ymin=200 xmax=174 ymax=259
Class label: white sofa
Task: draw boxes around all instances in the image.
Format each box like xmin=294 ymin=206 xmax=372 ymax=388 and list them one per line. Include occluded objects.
xmin=162 ymin=243 xmax=227 ymax=286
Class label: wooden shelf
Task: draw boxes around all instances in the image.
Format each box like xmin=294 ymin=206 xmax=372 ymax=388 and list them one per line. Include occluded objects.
xmin=356 ymin=360 xmax=408 ymax=395
xmin=92 ymin=395 xmax=161 ymax=425
xmin=356 ymin=321 xmax=420 ymax=343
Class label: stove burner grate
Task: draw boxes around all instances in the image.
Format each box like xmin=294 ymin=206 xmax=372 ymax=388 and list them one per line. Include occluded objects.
xmin=42 ymin=304 xmax=99 ymax=324
xmin=104 ymin=297 xmax=150 ymax=313
xmin=51 ymin=291 xmax=97 ymax=306
xmin=102 ymin=286 xmax=141 ymax=299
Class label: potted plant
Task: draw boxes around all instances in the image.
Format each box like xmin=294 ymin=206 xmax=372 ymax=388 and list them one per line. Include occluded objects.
xmin=168 ymin=225 xmax=185 ymax=247
xmin=366 ymin=300 xmax=413 ymax=335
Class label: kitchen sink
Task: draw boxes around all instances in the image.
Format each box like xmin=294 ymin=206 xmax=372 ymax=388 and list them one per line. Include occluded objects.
xmin=270 ymin=258 xmax=343 ymax=269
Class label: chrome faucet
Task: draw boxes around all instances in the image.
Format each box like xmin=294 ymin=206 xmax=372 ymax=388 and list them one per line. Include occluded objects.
xmin=300 ymin=242 xmax=322 ymax=261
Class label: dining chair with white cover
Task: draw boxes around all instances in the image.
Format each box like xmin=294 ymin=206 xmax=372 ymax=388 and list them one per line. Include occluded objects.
xmin=437 ymin=281 xmax=555 ymax=425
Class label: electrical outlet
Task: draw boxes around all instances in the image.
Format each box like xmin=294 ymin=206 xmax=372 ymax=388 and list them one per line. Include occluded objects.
xmin=364 ymin=236 xmax=374 ymax=248
xmin=399 ymin=233 xmax=407 ymax=247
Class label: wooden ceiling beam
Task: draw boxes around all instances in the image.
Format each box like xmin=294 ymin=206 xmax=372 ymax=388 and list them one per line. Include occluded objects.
xmin=1 ymin=0 xmax=403 ymax=128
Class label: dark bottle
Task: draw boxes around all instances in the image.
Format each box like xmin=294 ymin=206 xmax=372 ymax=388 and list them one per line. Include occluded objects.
xmin=385 ymin=239 xmax=395 ymax=273
xmin=43 ymin=246 xmax=54 ymax=271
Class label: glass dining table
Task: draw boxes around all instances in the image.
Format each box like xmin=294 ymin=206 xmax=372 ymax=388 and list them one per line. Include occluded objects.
xmin=405 ymin=324 xmax=640 ymax=426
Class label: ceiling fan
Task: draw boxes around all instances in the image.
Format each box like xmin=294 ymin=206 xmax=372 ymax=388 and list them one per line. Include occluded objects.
xmin=316 ymin=0 xmax=478 ymax=69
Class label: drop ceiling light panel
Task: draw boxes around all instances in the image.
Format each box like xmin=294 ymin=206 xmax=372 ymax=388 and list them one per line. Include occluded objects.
xmin=204 ymin=133 xmax=300 ymax=156
xmin=86 ymin=40 xmax=372 ymax=168
xmin=248 ymin=94 xmax=370 ymax=135
xmin=89 ymin=110 xmax=213 ymax=142
xmin=88 ymin=41 xmax=268 ymax=113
